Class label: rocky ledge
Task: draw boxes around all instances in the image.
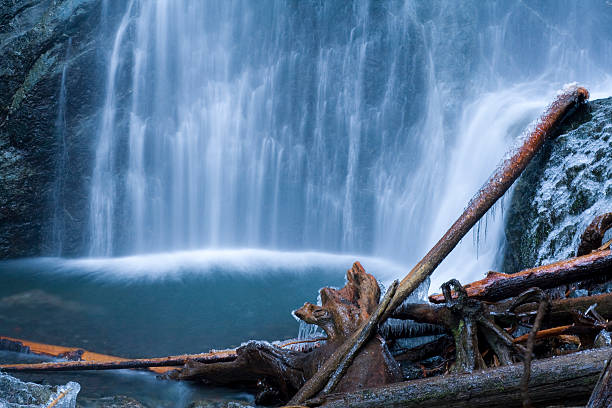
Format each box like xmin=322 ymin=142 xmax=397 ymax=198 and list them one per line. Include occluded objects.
xmin=503 ymin=96 xmax=612 ymax=272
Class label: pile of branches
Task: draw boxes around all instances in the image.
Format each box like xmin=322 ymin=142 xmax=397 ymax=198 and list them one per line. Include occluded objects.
xmin=2 ymin=86 xmax=610 ymax=407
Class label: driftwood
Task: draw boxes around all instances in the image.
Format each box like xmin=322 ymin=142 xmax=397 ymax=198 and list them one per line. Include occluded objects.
xmin=587 ymin=353 xmax=612 ymax=408
xmin=288 ymin=85 xmax=590 ymax=405
xmin=0 ymin=336 xmax=181 ymax=374
xmin=396 ymin=292 xmax=612 ymax=330
xmin=520 ymin=292 xmax=549 ymax=408
xmin=385 ymin=85 xmax=589 ymax=315
xmin=500 ymin=292 xmax=612 ymax=325
xmin=392 ymin=287 xmax=612 ymax=375
xmin=0 ymin=350 xmax=237 ymax=372
xmin=429 ymin=249 xmax=612 ymax=303
xmin=512 ymin=322 xmax=612 ymax=343
xmin=172 ymin=263 xmax=402 ymax=405
xmin=304 ymin=346 xmax=611 ymax=408
xmin=578 ymin=212 xmax=612 ymax=256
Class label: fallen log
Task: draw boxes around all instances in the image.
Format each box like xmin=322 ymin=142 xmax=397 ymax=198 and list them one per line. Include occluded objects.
xmin=587 ymin=352 xmax=612 ymax=408
xmin=397 ymin=293 xmax=612 ymax=332
xmin=287 ymin=86 xmax=589 ymax=404
xmin=304 ymin=346 xmax=611 ymax=408
xmin=509 ymin=292 xmax=612 ymax=326
xmin=513 ymin=322 xmax=612 ymax=343
xmin=577 ymin=212 xmax=612 ymax=256
xmin=0 ymin=336 xmax=177 ymax=374
xmin=0 ymin=349 xmax=238 ymax=372
xmin=429 ymin=249 xmax=612 ymax=303
xmin=386 ymin=85 xmax=590 ymax=315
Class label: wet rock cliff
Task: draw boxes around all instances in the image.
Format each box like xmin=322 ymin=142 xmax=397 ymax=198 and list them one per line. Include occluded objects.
xmin=503 ymin=97 xmax=612 ymax=272
xmin=0 ymin=0 xmax=110 ymax=258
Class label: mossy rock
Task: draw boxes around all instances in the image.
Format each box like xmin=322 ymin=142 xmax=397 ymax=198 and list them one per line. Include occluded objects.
xmin=503 ymin=97 xmax=612 ymax=273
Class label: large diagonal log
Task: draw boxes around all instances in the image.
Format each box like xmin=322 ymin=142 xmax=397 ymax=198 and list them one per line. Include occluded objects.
xmin=429 ymin=249 xmax=612 ymax=303
xmin=287 ymin=86 xmax=589 ymax=404
xmin=305 ymin=347 xmax=611 ymax=408
xmin=386 ymin=86 xmax=589 ymax=315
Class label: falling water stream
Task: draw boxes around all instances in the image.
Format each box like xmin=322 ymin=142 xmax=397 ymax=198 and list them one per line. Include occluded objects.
xmin=85 ymin=1 xmax=612 ymax=290
xmin=3 ymin=0 xmax=612 ymax=406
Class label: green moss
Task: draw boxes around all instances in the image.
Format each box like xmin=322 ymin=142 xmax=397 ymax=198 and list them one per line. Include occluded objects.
xmin=9 ymin=50 xmax=57 ymax=112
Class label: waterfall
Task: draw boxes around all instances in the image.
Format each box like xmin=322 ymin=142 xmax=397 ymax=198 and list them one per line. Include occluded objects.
xmin=51 ymin=37 xmax=72 ymax=256
xmin=88 ymin=0 xmax=612 ymax=289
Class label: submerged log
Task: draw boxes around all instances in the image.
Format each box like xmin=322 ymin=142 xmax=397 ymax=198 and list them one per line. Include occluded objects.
xmin=0 ymin=349 xmax=238 ymax=373
xmin=0 ymin=336 xmax=180 ymax=374
xmin=305 ymin=347 xmax=611 ymax=408
xmin=429 ymin=249 xmax=612 ymax=303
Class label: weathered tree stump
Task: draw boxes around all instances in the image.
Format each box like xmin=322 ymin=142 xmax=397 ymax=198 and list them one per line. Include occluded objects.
xmin=168 ymin=262 xmax=401 ymax=405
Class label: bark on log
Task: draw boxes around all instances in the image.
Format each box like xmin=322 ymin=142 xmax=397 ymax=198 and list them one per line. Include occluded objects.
xmin=429 ymin=249 xmax=612 ymax=303
xmin=391 ymin=302 xmax=452 ymax=325
xmin=587 ymin=352 xmax=612 ymax=408
xmin=304 ymin=347 xmax=611 ymax=408
xmin=578 ymin=212 xmax=612 ymax=256
xmin=508 ymin=292 xmax=612 ymax=326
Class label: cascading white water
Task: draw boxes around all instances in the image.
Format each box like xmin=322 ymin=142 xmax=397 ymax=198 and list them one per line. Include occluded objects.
xmin=88 ymin=0 xmax=612 ymax=290
xmin=51 ymin=37 xmax=72 ymax=256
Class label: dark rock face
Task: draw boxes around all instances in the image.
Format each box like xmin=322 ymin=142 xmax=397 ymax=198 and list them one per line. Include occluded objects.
xmin=0 ymin=0 xmax=111 ymax=258
xmin=503 ymin=97 xmax=612 ymax=273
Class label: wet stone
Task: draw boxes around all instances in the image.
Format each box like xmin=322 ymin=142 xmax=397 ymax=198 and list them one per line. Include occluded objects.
xmin=503 ymin=97 xmax=612 ymax=273
xmin=76 ymin=395 xmax=146 ymax=408
xmin=0 ymin=372 xmax=80 ymax=408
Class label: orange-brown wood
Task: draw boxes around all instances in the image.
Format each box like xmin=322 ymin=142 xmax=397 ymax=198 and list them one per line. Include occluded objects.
xmin=429 ymin=249 xmax=612 ymax=303
xmin=512 ymin=322 xmax=612 ymax=343
xmin=0 ymin=336 xmax=236 ymax=373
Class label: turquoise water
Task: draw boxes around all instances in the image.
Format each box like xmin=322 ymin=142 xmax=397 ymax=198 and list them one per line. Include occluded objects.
xmin=0 ymin=250 xmax=408 ymax=406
